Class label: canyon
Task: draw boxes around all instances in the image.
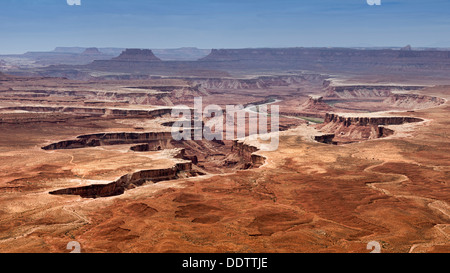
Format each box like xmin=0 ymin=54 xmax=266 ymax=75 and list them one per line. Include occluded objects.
xmin=317 ymin=113 xmax=424 ymax=144
xmin=0 ymin=47 xmax=449 ymax=253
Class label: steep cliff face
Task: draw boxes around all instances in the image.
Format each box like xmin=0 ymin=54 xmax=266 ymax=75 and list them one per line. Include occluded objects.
xmin=49 ymin=161 xmax=195 ymax=198
xmin=42 ymin=131 xmax=174 ymax=150
xmin=106 ymin=108 xmax=172 ymax=117
xmin=324 ymin=85 xmax=392 ymax=98
xmin=317 ymin=113 xmax=423 ymax=143
xmin=48 ymin=138 xmax=266 ymax=198
xmin=383 ymin=93 xmax=445 ymax=109
xmin=5 ymin=106 xmax=172 ymax=118
xmin=296 ymin=95 xmax=334 ymax=118
xmin=314 ymin=134 xmax=336 ymax=145
xmin=321 ymin=84 xmax=446 ymax=112
xmin=190 ymin=78 xmax=270 ymax=90
xmin=231 ymin=140 xmax=266 ymax=169
xmin=324 ymin=85 xmax=424 ymax=99
xmin=1 ymin=84 xmax=207 ymax=107
xmin=130 ymin=142 xmax=165 ymax=152
xmin=42 ymin=128 xmax=264 ymax=174
xmin=323 ymin=113 xmax=423 ymax=126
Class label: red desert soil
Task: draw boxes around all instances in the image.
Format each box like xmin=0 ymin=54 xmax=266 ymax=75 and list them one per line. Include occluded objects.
xmin=0 ymin=74 xmax=448 ymax=253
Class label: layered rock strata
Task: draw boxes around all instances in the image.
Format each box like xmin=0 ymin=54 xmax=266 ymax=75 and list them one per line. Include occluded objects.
xmin=49 ymin=161 xmax=196 ymax=198
xmin=317 ymin=113 xmax=424 ymax=143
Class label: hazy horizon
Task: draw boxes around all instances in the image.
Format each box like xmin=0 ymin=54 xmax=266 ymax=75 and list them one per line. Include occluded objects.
xmin=1 ymin=0 xmax=450 ymax=54
xmin=4 ymin=45 xmax=450 ymax=56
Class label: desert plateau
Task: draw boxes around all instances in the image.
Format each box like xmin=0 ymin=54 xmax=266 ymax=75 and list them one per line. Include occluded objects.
xmin=1 ymin=0 xmax=449 ymax=255
xmin=0 ymin=46 xmax=449 ymax=253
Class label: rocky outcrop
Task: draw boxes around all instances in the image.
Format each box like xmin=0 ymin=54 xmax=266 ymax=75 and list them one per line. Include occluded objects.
xmin=324 ymin=85 xmax=392 ymax=98
xmin=49 ymin=161 xmax=196 ymax=198
xmin=42 ymin=128 xmax=266 ymax=173
xmin=231 ymin=140 xmax=266 ymax=169
xmin=383 ymin=93 xmax=445 ymax=109
xmin=5 ymin=106 xmax=172 ymax=118
xmin=323 ymin=113 xmax=423 ymax=126
xmin=42 ymin=131 xmax=174 ymax=150
xmin=0 ymin=85 xmax=207 ymax=107
xmin=296 ymin=95 xmax=334 ymax=117
xmin=47 ymin=138 xmax=267 ymax=198
xmin=377 ymin=126 xmax=395 ymax=138
xmin=324 ymin=85 xmax=424 ymax=99
xmin=152 ymin=47 xmax=211 ymax=61
xmin=317 ymin=113 xmax=424 ymax=143
xmin=106 ymin=108 xmax=172 ymax=117
xmin=314 ymin=134 xmax=337 ymax=145
xmin=130 ymin=142 xmax=164 ymax=152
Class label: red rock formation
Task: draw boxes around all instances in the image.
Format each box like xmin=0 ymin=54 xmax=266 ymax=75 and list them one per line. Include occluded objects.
xmin=49 ymin=162 xmax=195 ymax=198
xmin=231 ymin=140 xmax=266 ymax=168
xmin=324 ymin=85 xmax=393 ymax=98
xmin=317 ymin=113 xmax=423 ymax=143
xmin=130 ymin=142 xmax=164 ymax=152
xmin=297 ymin=95 xmax=334 ymax=117
xmin=314 ymin=134 xmax=337 ymax=145
xmin=6 ymin=106 xmax=173 ymax=118
xmin=324 ymin=85 xmax=425 ymax=99
xmin=42 ymin=131 xmax=174 ymax=150
xmin=383 ymin=93 xmax=445 ymax=109
xmin=47 ymin=138 xmax=267 ymax=198
xmin=323 ymin=113 xmax=423 ymax=126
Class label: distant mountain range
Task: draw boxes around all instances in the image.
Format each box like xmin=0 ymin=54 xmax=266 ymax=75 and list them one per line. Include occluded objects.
xmin=51 ymin=47 xmax=212 ymax=61
xmin=3 ymin=46 xmax=450 ymax=80
xmin=0 ymin=47 xmax=212 ymax=69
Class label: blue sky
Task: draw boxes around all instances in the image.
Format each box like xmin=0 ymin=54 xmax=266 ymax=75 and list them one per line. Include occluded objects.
xmin=1 ymin=0 xmax=450 ymax=53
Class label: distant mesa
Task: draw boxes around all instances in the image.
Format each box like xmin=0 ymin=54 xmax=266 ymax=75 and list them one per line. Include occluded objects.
xmin=113 ymin=49 xmax=162 ymax=62
xmin=401 ymin=45 xmax=412 ymax=51
xmin=81 ymin=47 xmax=103 ymax=55
xmin=52 ymin=47 xmax=86 ymax=54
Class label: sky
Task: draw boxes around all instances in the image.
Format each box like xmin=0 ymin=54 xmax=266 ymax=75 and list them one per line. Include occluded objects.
xmin=1 ymin=0 xmax=450 ymax=54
